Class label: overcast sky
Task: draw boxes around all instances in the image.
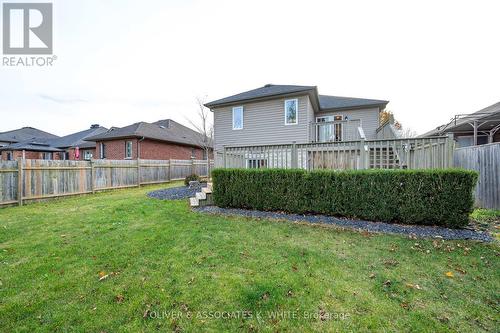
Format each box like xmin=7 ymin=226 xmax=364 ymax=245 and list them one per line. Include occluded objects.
xmin=1 ymin=0 xmax=499 ymax=136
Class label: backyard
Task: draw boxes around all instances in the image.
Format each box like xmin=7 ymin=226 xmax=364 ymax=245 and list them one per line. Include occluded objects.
xmin=0 ymin=183 xmax=498 ymax=332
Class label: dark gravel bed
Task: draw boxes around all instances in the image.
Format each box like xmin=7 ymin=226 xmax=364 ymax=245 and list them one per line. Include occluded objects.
xmin=194 ymin=206 xmax=493 ymax=242
xmin=148 ymin=185 xmax=206 ymax=200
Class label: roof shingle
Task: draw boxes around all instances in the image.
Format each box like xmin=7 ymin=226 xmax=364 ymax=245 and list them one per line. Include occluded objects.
xmin=205 ymin=84 xmax=388 ymax=111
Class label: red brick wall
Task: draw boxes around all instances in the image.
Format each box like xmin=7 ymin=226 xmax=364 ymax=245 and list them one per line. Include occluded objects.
xmin=1 ymin=150 xmax=61 ymax=160
xmin=65 ymin=148 xmax=96 ymax=160
xmin=95 ymin=138 xmax=206 ymax=160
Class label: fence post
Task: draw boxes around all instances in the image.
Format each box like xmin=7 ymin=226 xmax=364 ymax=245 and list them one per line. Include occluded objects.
xmin=168 ymin=159 xmax=172 ymax=181
xmin=17 ymin=157 xmax=23 ymax=206
xmin=191 ymin=156 xmax=196 ymax=175
xmin=358 ymin=138 xmax=367 ymax=170
xmin=291 ymin=141 xmax=298 ymax=168
xmin=223 ymin=146 xmax=227 ymax=168
xmin=90 ymin=160 xmax=95 ymax=194
xmin=137 ymin=158 xmax=141 ymax=186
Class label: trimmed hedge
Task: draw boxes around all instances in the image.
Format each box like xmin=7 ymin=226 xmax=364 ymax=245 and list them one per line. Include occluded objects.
xmin=211 ymin=168 xmax=478 ymax=228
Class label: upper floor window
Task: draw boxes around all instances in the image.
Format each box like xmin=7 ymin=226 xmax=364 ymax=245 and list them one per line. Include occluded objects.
xmin=232 ymin=106 xmax=243 ymax=130
xmin=125 ymin=141 xmax=133 ymax=159
xmin=284 ymin=99 xmax=298 ymax=125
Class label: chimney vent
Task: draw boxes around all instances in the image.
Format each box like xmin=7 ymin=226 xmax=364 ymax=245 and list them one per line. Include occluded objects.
xmin=90 ymin=124 xmax=100 ymax=129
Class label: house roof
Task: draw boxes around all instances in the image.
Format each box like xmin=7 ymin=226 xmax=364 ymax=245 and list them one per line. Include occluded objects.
xmin=420 ymin=101 xmax=500 ymax=137
xmin=48 ymin=125 xmax=108 ymax=149
xmin=319 ymin=95 xmax=388 ymax=111
xmin=205 ymin=84 xmax=316 ymax=108
xmin=86 ymin=119 xmax=210 ymax=148
xmin=0 ymin=127 xmax=59 ymax=144
xmin=205 ymin=84 xmax=388 ymax=111
xmin=0 ymin=140 xmax=63 ymax=152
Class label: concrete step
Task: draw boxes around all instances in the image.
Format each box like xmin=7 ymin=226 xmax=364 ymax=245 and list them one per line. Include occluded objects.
xmin=207 ymin=182 xmax=213 ymax=191
xmin=196 ymin=191 xmax=206 ymax=200
xmin=189 ymin=197 xmax=199 ymax=207
xmin=202 ymin=187 xmax=212 ymax=194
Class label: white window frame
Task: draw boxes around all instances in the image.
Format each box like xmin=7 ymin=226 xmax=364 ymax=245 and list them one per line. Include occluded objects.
xmin=99 ymin=143 xmax=106 ymax=159
xmin=232 ymin=106 xmax=243 ymax=130
xmin=83 ymin=150 xmax=93 ymax=160
xmin=316 ymin=115 xmax=343 ymax=142
xmin=284 ymin=99 xmax=298 ymax=125
xmin=125 ymin=140 xmax=133 ymax=159
xmin=247 ymin=159 xmax=268 ymax=169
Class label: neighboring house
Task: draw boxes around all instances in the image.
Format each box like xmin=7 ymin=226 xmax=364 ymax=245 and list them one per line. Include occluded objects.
xmin=0 ymin=127 xmax=59 ymax=161
xmin=47 ymin=124 xmax=108 ymax=160
xmin=421 ymin=101 xmax=500 ymax=147
xmin=0 ymin=125 xmax=107 ymax=161
xmin=86 ymin=119 xmax=211 ymax=160
xmin=205 ymin=84 xmax=389 ymax=161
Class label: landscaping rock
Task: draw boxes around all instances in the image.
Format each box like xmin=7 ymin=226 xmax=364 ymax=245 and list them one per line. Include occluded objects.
xmin=194 ymin=206 xmax=493 ymax=242
xmin=148 ymin=185 xmax=206 ymax=201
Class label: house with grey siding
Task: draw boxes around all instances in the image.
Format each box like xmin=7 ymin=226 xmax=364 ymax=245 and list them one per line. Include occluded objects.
xmin=205 ymin=84 xmax=389 ymax=167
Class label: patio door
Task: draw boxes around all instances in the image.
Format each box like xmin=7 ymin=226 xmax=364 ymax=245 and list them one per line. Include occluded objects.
xmin=316 ymin=116 xmax=343 ymax=142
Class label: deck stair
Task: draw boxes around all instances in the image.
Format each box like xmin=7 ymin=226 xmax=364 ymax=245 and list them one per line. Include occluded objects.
xmin=190 ymin=183 xmax=213 ymax=207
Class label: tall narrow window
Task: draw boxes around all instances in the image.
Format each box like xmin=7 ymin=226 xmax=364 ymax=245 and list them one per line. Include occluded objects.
xmin=232 ymin=106 xmax=243 ymax=130
xmin=284 ymin=99 xmax=298 ymax=125
xmin=125 ymin=141 xmax=133 ymax=159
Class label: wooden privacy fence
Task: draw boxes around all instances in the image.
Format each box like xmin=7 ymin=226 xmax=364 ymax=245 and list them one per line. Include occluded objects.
xmin=221 ymin=136 xmax=455 ymax=170
xmin=454 ymin=143 xmax=500 ymax=209
xmin=0 ymin=158 xmax=214 ymax=207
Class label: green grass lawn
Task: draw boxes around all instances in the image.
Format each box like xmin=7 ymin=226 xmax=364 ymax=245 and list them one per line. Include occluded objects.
xmin=0 ymin=183 xmax=498 ymax=332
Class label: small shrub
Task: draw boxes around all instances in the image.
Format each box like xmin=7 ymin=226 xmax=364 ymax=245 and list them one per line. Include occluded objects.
xmin=184 ymin=174 xmax=200 ymax=186
xmin=211 ymin=168 xmax=478 ymax=228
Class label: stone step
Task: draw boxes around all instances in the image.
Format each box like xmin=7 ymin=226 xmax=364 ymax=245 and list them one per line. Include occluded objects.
xmin=202 ymin=187 xmax=212 ymax=194
xmin=196 ymin=191 xmax=206 ymax=200
xmin=189 ymin=197 xmax=199 ymax=207
xmin=207 ymin=182 xmax=213 ymax=191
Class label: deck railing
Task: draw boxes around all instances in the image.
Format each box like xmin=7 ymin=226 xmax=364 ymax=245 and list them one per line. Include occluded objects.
xmin=219 ymin=135 xmax=455 ymax=171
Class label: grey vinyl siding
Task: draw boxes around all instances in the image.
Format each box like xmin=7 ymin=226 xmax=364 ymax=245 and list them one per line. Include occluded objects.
xmin=315 ymin=107 xmax=381 ymax=140
xmin=213 ymin=95 xmax=311 ymax=151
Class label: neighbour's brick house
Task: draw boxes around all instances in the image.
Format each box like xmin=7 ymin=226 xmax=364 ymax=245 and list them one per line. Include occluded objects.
xmin=0 ymin=125 xmax=107 ymax=161
xmin=0 ymin=127 xmax=59 ymax=161
xmin=87 ymin=119 xmax=212 ymax=160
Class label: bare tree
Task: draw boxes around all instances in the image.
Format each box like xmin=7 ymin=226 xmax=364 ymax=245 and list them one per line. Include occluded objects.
xmin=186 ymin=96 xmax=214 ymax=174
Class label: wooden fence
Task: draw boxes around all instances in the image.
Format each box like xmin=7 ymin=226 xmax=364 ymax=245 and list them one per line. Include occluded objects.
xmin=454 ymin=143 xmax=500 ymax=209
xmin=220 ymin=136 xmax=455 ymax=170
xmin=0 ymin=158 xmax=214 ymax=207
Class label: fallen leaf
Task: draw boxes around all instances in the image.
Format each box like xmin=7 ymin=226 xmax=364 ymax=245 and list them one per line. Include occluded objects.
xmin=369 ymin=273 xmax=376 ymax=279
xmin=406 ymin=283 xmax=422 ymax=290
xmin=383 ymin=280 xmax=391 ymax=286
xmin=292 ymin=265 xmax=298 ymax=272
xmin=98 ymin=271 xmax=106 ymax=278
xmin=115 ymin=294 xmax=124 ymax=303
xmin=261 ymin=292 xmax=270 ymax=301
xmin=287 ymin=290 xmax=293 ymax=297
xmin=98 ymin=274 xmax=109 ymax=281
xmin=445 ymin=271 xmax=454 ymax=278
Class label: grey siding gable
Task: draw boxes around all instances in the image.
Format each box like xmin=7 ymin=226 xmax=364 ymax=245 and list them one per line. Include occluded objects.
xmin=213 ymin=95 xmax=311 ymax=151
xmin=315 ymin=107 xmax=381 ymax=140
